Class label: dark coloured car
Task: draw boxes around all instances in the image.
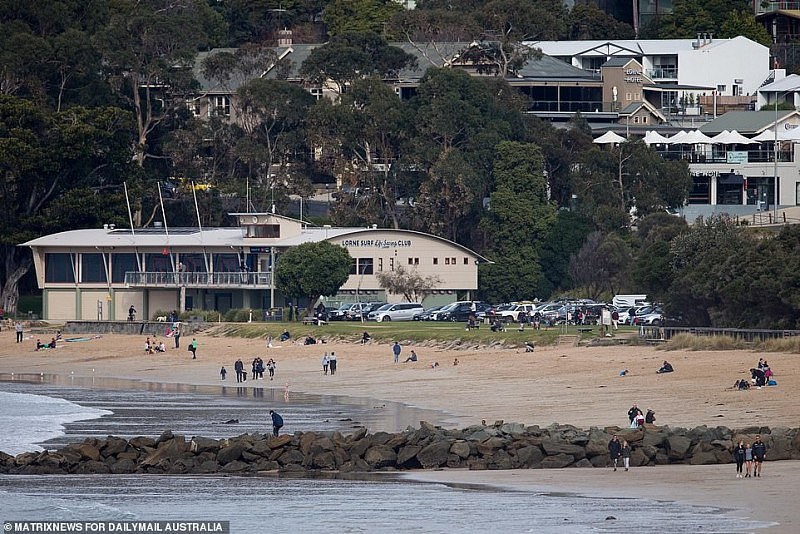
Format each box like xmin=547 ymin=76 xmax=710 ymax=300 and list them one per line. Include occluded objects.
xmin=414 ymin=305 xmax=445 ymax=321
xmin=438 ymin=302 xmax=490 ymax=322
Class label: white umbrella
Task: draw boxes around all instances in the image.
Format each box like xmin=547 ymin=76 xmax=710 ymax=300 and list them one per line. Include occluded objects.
xmin=752 ymin=128 xmax=800 ymax=142
xmin=643 ymin=130 xmax=671 ymax=145
xmin=751 ymin=130 xmax=777 ymax=142
xmin=709 ymin=130 xmax=731 ymax=144
xmin=682 ymin=129 xmax=714 ymax=144
xmin=593 ymin=131 xmax=627 ymax=144
xmin=663 ymin=130 xmax=689 ymax=144
xmin=726 ymin=130 xmax=759 ymax=144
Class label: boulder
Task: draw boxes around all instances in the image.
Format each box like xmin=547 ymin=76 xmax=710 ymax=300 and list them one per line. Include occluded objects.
xmin=512 ymin=445 xmax=544 ymax=468
xmin=101 ymin=437 xmax=129 ymax=458
xmin=348 ymin=427 xmax=368 ymax=442
xmin=499 ymin=422 xmax=525 ymax=436
xmin=312 ymin=451 xmax=337 ymax=470
xmin=572 ymin=458 xmax=592 ymax=468
xmin=277 ymin=449 xmax=304 ymax=466
xmin=190 ymin=437 xmax=221 ymax=454
xmin=487 ymin=449 xmax=513 ymax=470
xmin=221 ymin=460 xmax=249 ymax=472
xmin=141 ymin=437 xmax=189 ymax=467
xmin=476 ymin=437 xmax=507 ymax=456
xmin=630 ymin=448 xmax=649 ymax=466
xmin=196 ymin=460 xmax=220 ymax=473
xmin=129 ymin=437 xmax=156 ymax=449
xmin=155 ymin=430 xmax=174 ymax=444
xmin=540 ymin=439 xmax=586 ymax=459
xmin=541 ymin=453 xmax=574 ymax=469
xmin=689 ymin=451 xmax=718 ymax=465
xmin=75 ymin=443 xmax=101 ymax=461
xmin=74 ymin=460 xmax=111 ymax=474
xmin=349 ymin=436 xmax=373 ymax=458
xmin=110 ymin=458 xmax=137 ymax=474
xmin=642 ymin=429 xmax=668 ymax=449
xmin=416 ymin=441 xmax=451 ymax=468
xmin=216 ymin=443 xmax=245 ymax=465
xmin=450 ymin=441 xmax=471 ymax=459
xmin=667 ymin=435 xmax=691 ymax=459
xmin=268 ymin=435 xmax=293 ymax=449
xmin=397 ymin=445 xmax=423 ymax=467
xmin=364 ymin=446 xmax=397 ymax=469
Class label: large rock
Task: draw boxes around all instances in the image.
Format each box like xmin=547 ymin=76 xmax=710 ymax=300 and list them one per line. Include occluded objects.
xmin=541 ymin=453 xmax=574 ymax=469
xmin=312 ymin=451 xmax=337 ymax=470
xmin=540 ymin=439 xmax=586 ymax=459
xmin=268 ymin=435 xmax=293 ymax=449
xmin=190 ymin=437 xmax=221 ymax=454
xmin=74 ymin=460 xmax=111 ymax=474
xmin=75 ymin=443 xmax=101 ymax=461
xmin=450 ymin=441 xmax=471 ymax=459
xmin=216 ymin=443 xmax=245 ymax=465
xmin=101 ymin=437 xmax=129 ymax=458
xmin=416 ymin=441 xmax=451 ymax=468
xmin=364 ymin=445 xmax=397 ymax=469
xmin=512 ymin=445 xmax=544 ymax=468
xmin=277 ymin=449 xmax=304 ymax=466
xmin=141 ymin=437 xmax=189 ymax=467
xmin=129 ymin=436 xmax=156 ymax=449
xmin=667 ymin=435 xmax=691 ymax=459
xmin=397 ymin=445 xmax=422 ymax=467
xmin=689 ymin=451 xmax=718 ymax=465
xmin=476 ymin=437 xmax=507 ymax=456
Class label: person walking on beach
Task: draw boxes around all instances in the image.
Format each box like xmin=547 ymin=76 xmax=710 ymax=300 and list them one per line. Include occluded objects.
xmin=220 ymin=366 xmax=227 ymax=380
xmin=269 ymin=410 xmax=284 ymax=437
xmin=329 ymin=352 xmax=337 ymax=375
xmin=608 ymin=435 xmax=622 ymax=471
xmin=234 ymin=358 xmax=244 ymax=383
xmin=392 ymin=341 xmax=401 ymax=364
xmin=173 ymin=324 xmax=181 ymax=349
xmin=744 ymin=442 xmax=753 ymax=477
xmin=752 ymin=435 xmax=767 ymax=477
xmin=15 ymin=321 xmax=23 ymax=343
xmin=621 ymin=440 xmax=631 ymax=471
xmin=267 ymin=358 xmax=276 ymax=380
xmin=322 ymin=352 xmax=329 ymax=375
xmin=733 ymin=440 xmax=746 ymax=478
xmin=188 ymin=338 xmax=198 ymax=359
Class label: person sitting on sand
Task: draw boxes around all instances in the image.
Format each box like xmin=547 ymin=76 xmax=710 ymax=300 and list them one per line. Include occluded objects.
xmin=750 ymin=368 xmax=766 ymax=387
xmin=656 ymin=361 xmax=674 ymax=373
xmin=524 ymin=341 xmax=535 ymax=352
xmin=279 ymin=330 xmax=291 ymax=342
xmin=156 ymin=341 xmax=166 ymax=353
xmin=490 ymin=319 xmax=505 ymax=332
xmin=361 ymin=331 xmax=371 ymax=344
xmin=48 ymin=337 xmax=57 ymax=349
xmin=735 ymin=379 xmax=750 ymax=390
xmin=404 ymin=350 xmax=418 ymax=363
xmin=453 ymin=358 xmax=459 ymax=366
xmin=144 ymin=337 xmax=153 ymax=354
xmin=36 ymin=339 xmax=45 ymax=351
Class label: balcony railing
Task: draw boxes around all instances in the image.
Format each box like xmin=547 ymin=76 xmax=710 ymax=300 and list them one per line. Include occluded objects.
xmin=658 ymin=149 xmax=793 ymax=164
xmin=646 ymin=67 xmax=678 ymax=79
xmin=124 ymin=271 xmax=272 ymax=288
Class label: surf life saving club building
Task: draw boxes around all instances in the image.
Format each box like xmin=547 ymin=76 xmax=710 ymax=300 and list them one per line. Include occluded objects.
xmin=23 ymin=214 xmax=488 ymax=321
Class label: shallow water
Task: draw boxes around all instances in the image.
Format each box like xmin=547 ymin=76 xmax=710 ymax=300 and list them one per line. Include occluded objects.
xmin=0 ymin=474 xmax=770 ymax=533
xmin=0 ymin=375 xmax=771 ymax=533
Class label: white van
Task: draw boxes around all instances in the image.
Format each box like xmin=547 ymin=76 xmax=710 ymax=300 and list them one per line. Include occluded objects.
xmin=612 ymin=294 xmax=648 ymax=309
xmin=368 ymin=302 xmax=424 ymax=322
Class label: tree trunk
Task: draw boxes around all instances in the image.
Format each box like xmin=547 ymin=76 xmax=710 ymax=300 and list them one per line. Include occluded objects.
xmin=1 ymin=246 xmax=32 ymax=316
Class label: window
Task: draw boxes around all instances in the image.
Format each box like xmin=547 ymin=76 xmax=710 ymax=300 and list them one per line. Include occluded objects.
xmin=408 ymin=257 xmax=419 ymax=265
xmin=211 ymin=95 xmax=230 ymax=116
xmin=350 ymin=259 xmax=357 ymax=275
xmin=389 ymin=257 xmax=394 ymax=271
xmin=642 ymin=116 xmax=648 ymax=124
xmin=309 ymin=88 xmax=323 ymax=100
xmin=145 ymin=254 xmax=172 ymax=272
xmin=212 ymin=253 xmax=239 ymax=272
xmin=634 ymin=117 xmax=640 ymax=124
xmin=81 ymin=253 xmax=107 ymax=283
xmin=112 ymin=253 xmax=138 ymax=283
xmin=717 ymin=85 xmax=726 ymax=93
xmin=45 ymin=253 xmax=75 ymax=283
xmin=180 ymin=253 xmax=208 ymax=273
xmin=378 ymin=258 xmax=383 ymax=271
xmin=451 ymin=257 xmax=456 ymax=265
xmin=433 ymin=258 xmax=438 ymax=265
xmin=246 ymin=224 xmax=280 ymax=238
xmin=445 ymin=257 xmax=451 ymax=265
xmin=463 ymin=258 xmax=469 ymax=265
xmin=187 ymin=100 xmax=202 ymax=117
xmin=358 ymin=258 xmax=373 ymax=275
xmin=625 ymin=92 xmax=632 ymax=101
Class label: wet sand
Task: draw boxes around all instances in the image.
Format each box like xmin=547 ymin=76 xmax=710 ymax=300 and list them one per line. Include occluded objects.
xmin=1 ymin=327 xmax=798 ymax=531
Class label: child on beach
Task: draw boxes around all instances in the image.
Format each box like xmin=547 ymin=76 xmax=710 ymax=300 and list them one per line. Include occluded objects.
xmin=220 ymin=366 xmax=227 ymax=380
xmin=744 ymin=442 xmax=753 ymax=477
xmin=322 ymin=353 xmax=329 ymax=375
xmin=621 ymin=440 xmax=631 ymax=471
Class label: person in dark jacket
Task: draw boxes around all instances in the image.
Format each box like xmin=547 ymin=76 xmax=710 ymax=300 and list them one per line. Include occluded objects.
xmin=733 ymin=440 xmax=747 ymax=478
xmin=621 ymin=440 xmax=631 ymax=471
xmin=645 ymin=409 xmax=656 ymax=424
xmin=627 ymin=404 xmax=642 ymax=424
xmin=657 ymin=361 xmax=674 ymax=373
xmin=269 ymin=410 xmax=284 ymax=437
xmin=752 ymin=435 xmax=767 ymax=477
xmin=234 ymin=358 xmax=244 ymax=383
xmin=608 ymin=435 xmax=622 ymax=471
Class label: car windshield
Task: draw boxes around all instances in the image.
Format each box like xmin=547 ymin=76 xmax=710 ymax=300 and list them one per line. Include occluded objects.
xmin=336 ymin=304 xmax=350 ymax=311
xmin=374 ymin=304 xmax=393 ymax=312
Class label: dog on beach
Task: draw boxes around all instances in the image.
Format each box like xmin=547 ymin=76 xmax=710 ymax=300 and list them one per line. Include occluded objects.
xmin=155 ymin=316 xmax=167 ymax=322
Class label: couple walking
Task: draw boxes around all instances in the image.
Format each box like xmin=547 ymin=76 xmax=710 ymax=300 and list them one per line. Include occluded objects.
xmin=321 ymin=352 xmax=337 ymax=375
xmin=608 ymin=435 xmax=631 ymax=471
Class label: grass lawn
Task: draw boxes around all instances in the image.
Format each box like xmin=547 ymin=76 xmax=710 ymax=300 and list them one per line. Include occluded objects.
xmin=209 ymin=320 xmax=638 ymax=347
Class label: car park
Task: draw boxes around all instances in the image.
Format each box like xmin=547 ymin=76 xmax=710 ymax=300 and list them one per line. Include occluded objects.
xmin=346 ymin=302 xmax=385 ymax=321
xmin=367 ymin=302 xmax=424 ymax=322
xmin=632 ymin=306 xmax=664 ymax=326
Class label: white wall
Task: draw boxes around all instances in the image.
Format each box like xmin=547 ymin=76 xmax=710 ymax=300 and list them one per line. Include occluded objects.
xmin=678 ymin=37 xmax=770 ymax=96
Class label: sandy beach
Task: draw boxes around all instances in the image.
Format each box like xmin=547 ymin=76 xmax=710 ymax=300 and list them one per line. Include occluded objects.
xmin=1 ymin=326 xmax=798 ymax=531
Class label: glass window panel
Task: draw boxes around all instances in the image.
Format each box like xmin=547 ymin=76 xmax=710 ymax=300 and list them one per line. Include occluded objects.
xmin=145 ymin=253 xmax=172 ymax=272
xmin=81 ymin=253 xmax=107 ymax=283
xmin=45 ymin=253 xmax=75 ymax=283
xmin=112 ymin=253 xmax=138 ymax=283
xmin=213 ymin=254 xmax=239 ymax=273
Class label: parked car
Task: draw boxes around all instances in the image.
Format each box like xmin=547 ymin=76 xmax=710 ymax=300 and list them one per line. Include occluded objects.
xmin=367 ymin=302 xmax=424 ymax=322
xmin=497 ymin=302 xmax=538 ymax=322
xmin=327 ymin=303 xmax=353 ymax=321
xmin=632 ymin=306 xmax=664 ymax=326
xmin=349 ymin=302 xmax=386 ymax=321
xmin=438 ymin=301 xmax=490 ymax=322
xmin=414 ymin=305 xmax=445 ymax=321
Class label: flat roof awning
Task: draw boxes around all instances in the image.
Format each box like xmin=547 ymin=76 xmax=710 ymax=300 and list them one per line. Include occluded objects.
xmin=643 ymin=83 xmax=715 ymax=91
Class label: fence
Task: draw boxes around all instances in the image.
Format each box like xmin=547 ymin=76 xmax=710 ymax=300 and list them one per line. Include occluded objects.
xmin=639 ymin=326 xmax=800 ymax=341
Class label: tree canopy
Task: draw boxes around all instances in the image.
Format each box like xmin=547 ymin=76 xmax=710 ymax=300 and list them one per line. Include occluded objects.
xmin=274 ymin=241 xmax=352 ymax=316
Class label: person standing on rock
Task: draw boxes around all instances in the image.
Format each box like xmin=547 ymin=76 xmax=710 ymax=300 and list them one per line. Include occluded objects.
xmin=621 ymin=440 xmax=631 ymax=471
xmin=269 ymin=410 xmax=284 ymax=437
xmin=752 ymin=435 xmax=767 ymax=477
xmin=329 ymin=352 xmax=337 ymax=375
xmin=392 ymin=341 xmax=401 ymax=364
xmin=608 ymin=435 xmax=622 ymax=472
xmin=733 ymin=440 xmax=746 ymax=478
xmin=627 ymin=404 xmax=642 ymax=425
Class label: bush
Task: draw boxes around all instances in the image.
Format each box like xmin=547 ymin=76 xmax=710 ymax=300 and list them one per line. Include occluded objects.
xmin=223 ymin=308 xmax=257 ymax=322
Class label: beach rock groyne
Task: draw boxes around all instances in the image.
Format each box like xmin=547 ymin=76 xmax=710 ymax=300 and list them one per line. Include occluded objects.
xmin=2 ymin=422 xmax=799 ymax=476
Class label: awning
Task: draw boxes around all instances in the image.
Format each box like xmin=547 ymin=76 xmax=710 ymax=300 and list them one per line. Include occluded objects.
xmin=718 ymin=172 xmax=745 ymax=185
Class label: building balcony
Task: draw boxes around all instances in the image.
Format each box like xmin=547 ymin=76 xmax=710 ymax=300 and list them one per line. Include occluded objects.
xmin=124 ymin=271 xmax=272 ymax=289
xmin=646 ymin=67 xmax=678 ymax=80
xmin=659 ymin=149 xmax=793 ymax=164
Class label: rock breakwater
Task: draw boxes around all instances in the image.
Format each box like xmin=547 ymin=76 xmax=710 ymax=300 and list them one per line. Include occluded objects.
xmin=2 ymin=422 xmax=799 ymax=475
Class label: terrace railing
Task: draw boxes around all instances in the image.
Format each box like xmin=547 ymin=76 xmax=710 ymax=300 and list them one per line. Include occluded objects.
xmin=124 ymin=271 xmax=272 ymax=288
